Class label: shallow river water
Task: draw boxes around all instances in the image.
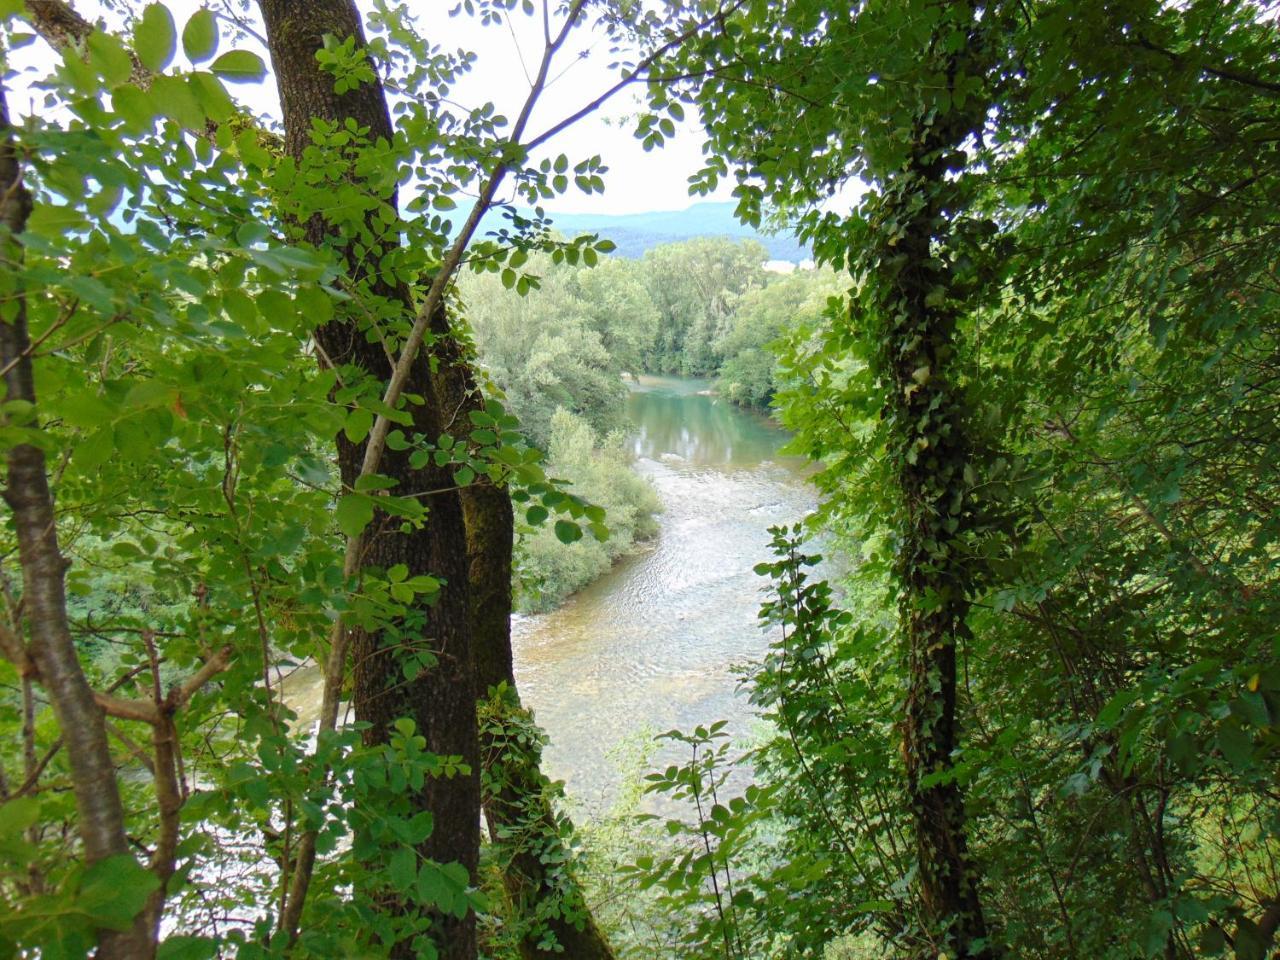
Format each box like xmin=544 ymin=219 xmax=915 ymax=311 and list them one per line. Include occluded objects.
xmin=513 ymin=376 xmax=816 ymax=812
xmin=281 ymin=376 xmax=816 ymax=813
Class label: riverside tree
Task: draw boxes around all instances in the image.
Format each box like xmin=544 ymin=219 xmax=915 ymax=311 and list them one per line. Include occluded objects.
xmin=605 ymin=0 xmax=1280 ymax=958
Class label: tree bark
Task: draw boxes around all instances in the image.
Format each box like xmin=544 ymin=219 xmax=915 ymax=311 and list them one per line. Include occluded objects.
xmin=256 ymin=3 xmax=479 ymax=956
xmin=889 ymin=199 xmax=995 ymax=959
xmin=432 ymin=320 xmax=615 ymax=959
xmin=1 ymin=82 xmax=151 ymax=960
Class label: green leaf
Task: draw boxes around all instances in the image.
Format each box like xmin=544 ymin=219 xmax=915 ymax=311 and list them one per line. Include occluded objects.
xmin=124 ymin=380 xmax=173 ymax=410
xmin=151 ymin=74 xmax=205 ymax=129
xmin=336 ymin=495 xmax=374 ymax=537
xmin=181 ymin=9 xmax=218 ymax=63
xmin=1235 ymin=918 xmax=1265 ymax=960
xmin=210 ymin=49 xmax=267 ymax=82
xmin=344 ymin=408 xmax=373 ymax=444
xmin=388 ymin=845 xmax=416 ymax=893
xmin=112 ymin=83 xmax=156 ymax=130
xmin=554 ymin=520 xmax=582 ymax=544
xmin=77 ymin=854 xmax=161 ymax=929
xmin=133 ymin=3 xmax=177 ymax=73
xmin=1143 ymin=909 xmax=1173 ymax=957
xmin=188 ymin=71 xmax=234 ymax=122
xmin=75 ymin=428 xmax=116 ymax=473
xmin=222 ymin=289 xmax=259 ymax=331
xmin=157 ymin=936 xmax=219 ymax=960
xmin=88 ymin=31 xmax=134 ymax=86
xmin=354 ymin=473 xmax=397 ymax=493
xmin=1217 ymin=721 xmax=1253 ymax=770
xmin=525 ymin=504 xmax=548 ymax=525
xmin=295 ymin=284 xmax=334 ymax=325
xmin=416 ymin=861 xmax=449 ymax=908
xmin=0 ymin=796 xmax=40 ymax=838
xmin=393 ymin=717 xmax=415 ymax=737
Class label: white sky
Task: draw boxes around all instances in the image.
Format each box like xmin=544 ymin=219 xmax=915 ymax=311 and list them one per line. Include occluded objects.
xmin=442 ymin=3 xmax=732 ymax=214
xmin=11 ymin=0 xmax=734 ymax=215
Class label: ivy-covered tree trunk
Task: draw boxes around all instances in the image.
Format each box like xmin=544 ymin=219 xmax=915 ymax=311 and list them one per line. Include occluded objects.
xmin=432 ymin=315 xmax=615 ymax=960
xmin=257 ymin=3 xmax=480 ymax=957
xmin=880 ymin=151 xmax=993 ymax=960
xmin=468 ymin=485 xmax=614 ymax=960
xmin=865 ymin=11 xmax=996 ymax=959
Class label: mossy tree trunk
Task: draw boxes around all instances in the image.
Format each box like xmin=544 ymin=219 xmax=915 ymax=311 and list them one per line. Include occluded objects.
xmin=863 ymin=7 xmax=998 ymax=957
xmin=432 ymin=312 xmax=616 ymax=959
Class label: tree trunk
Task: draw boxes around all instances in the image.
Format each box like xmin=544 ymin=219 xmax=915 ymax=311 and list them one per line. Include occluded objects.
xmin=432 ymin=315 xmax=615 ymax=959
xmin=888 ymin=179 xmax=995 ymax=958
xmin=1 ymin=82 xmax=151 ymax=960
xmin=257 ymin=4 xmax=479 ymax=956
xmin=868 ymin=11 xmax=997 ymax=959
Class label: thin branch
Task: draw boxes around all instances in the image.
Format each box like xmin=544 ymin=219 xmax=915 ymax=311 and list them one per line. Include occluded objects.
xmin=524 ymin=1 xmax=748 ymax=153
xmin=503 ymin=9 xmax=534 ymax=87
xmin=91 ymin=645 xmax=234 ymax=725
xmin=166 ymin=644 xmax=234 ymax=712
xmin=0 ymin=298 xmax=80 ymax=381
xmin=1133 ymin=35 xmax=1280 ymax=96
xmin=104 ymin=719 xmax=155 ymax=773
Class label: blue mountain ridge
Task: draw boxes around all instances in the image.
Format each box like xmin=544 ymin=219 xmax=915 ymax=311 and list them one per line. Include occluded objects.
xmin=471 ymin=200 xmax=808 ymax=261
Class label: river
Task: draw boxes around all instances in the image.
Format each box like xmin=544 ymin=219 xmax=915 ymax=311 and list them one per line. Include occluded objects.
xmin=513 ymin=375 xmax=816 ymax=813
xmin=282 ymin=375 xmax=815 ymax=813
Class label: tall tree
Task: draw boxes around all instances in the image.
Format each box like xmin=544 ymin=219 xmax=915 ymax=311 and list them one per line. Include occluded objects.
xmin=642 ymin=1 xmax=1004 ymax=953
xmin=434 ymin=313 xmax=616 ymax=959
xmin=1 ymin=78 xmax=150 ymax=960
xmin=256 ymin=2 xmax=482 ymax=954
xmin=621 ymin=1 xmax=1280 ymax=957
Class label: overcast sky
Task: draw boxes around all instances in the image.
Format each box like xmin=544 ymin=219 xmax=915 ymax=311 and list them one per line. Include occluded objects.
xmin=12 ymin=0 xmax=734 ymax=215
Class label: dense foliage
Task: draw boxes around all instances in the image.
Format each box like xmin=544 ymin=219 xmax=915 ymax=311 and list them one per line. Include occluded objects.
xmin=600 ymin=0 xmax=1280 ymax=958
xmin=466 ymin=237 xmax=838 ymax=414
xmin=2 ymin=0 xmax=1278 ymax=958
xmin=0 ymin=1 xmax=629 ymax=956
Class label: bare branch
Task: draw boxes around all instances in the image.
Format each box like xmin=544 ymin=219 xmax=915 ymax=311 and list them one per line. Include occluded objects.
xmin=166 ymin=644 xmax=234 ymax=712
xmin=94 ymin=691 xmax=158 ymax=724
xmin=524 ymin=0 xmax=747 ymax=153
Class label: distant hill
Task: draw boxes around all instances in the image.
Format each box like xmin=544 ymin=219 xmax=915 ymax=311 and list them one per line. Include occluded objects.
xmin=477 ymin=201 xmax=808 ymax=262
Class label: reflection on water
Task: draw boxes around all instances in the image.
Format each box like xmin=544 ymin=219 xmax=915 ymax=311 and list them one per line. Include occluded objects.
xmin=627 ymin=376 xmax=798 ymax=468
xmin=515 ymin=375 xmax=815 ymax=812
